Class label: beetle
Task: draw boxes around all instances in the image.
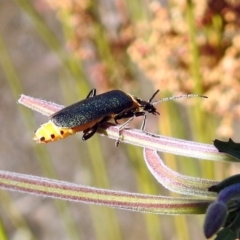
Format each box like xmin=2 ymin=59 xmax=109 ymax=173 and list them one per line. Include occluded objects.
xmin=33 ymin=89 xmax=206 ymax=143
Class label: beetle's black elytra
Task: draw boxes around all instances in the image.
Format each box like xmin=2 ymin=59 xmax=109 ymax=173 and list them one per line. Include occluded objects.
xmin=51 ymin=90 xmax=136 ymax=128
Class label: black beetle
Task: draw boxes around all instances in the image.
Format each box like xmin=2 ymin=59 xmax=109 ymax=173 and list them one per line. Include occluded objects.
xmin=33 ymin=89 xmax=206 ymax=143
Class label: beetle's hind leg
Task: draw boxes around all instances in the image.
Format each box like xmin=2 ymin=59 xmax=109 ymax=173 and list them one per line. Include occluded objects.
xmin=82 ymin=116 xmax=112 ymax=141
xmin=82 ymin=125 xmax=98 ymax=140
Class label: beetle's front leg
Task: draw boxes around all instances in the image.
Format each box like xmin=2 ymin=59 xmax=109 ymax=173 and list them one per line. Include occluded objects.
xmin=114 ymin=111 xmax=146 ymax=146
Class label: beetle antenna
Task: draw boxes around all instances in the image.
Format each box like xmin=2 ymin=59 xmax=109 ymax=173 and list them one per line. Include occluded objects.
xmin=148 ymin=89 xmax=160 ymax=103
xmin=152 ymin=94 xmax=207 ymax=105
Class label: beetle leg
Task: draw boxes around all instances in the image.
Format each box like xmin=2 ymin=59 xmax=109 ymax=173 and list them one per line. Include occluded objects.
xmin=82 ymin=125 xmax=98 ymax=140
xmin=114 ymin=110 xmax=135 ymax=123
xmin=134 ymin=111 xmax=146 ymax=117
xmin=99 ymin=115 xmax=112 ymax=124
xmin=86 ymin=89 xmax=97 ymax=98
xmin=115 ymin=111 xmax=146 ymax=146
xmin=117 ymin=112 xmax=145 ymax=131
xmin=82 ymin=115 xmax=112 ymax=141
xmin=115 ymin=117 xmax=133 ymax=146
xmin=141 ymin=115 xmax=147 ymax=130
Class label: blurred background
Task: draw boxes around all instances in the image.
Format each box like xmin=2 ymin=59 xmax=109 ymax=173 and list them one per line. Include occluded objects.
xmin=1 ymin=0 xmax=240 ymax=239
